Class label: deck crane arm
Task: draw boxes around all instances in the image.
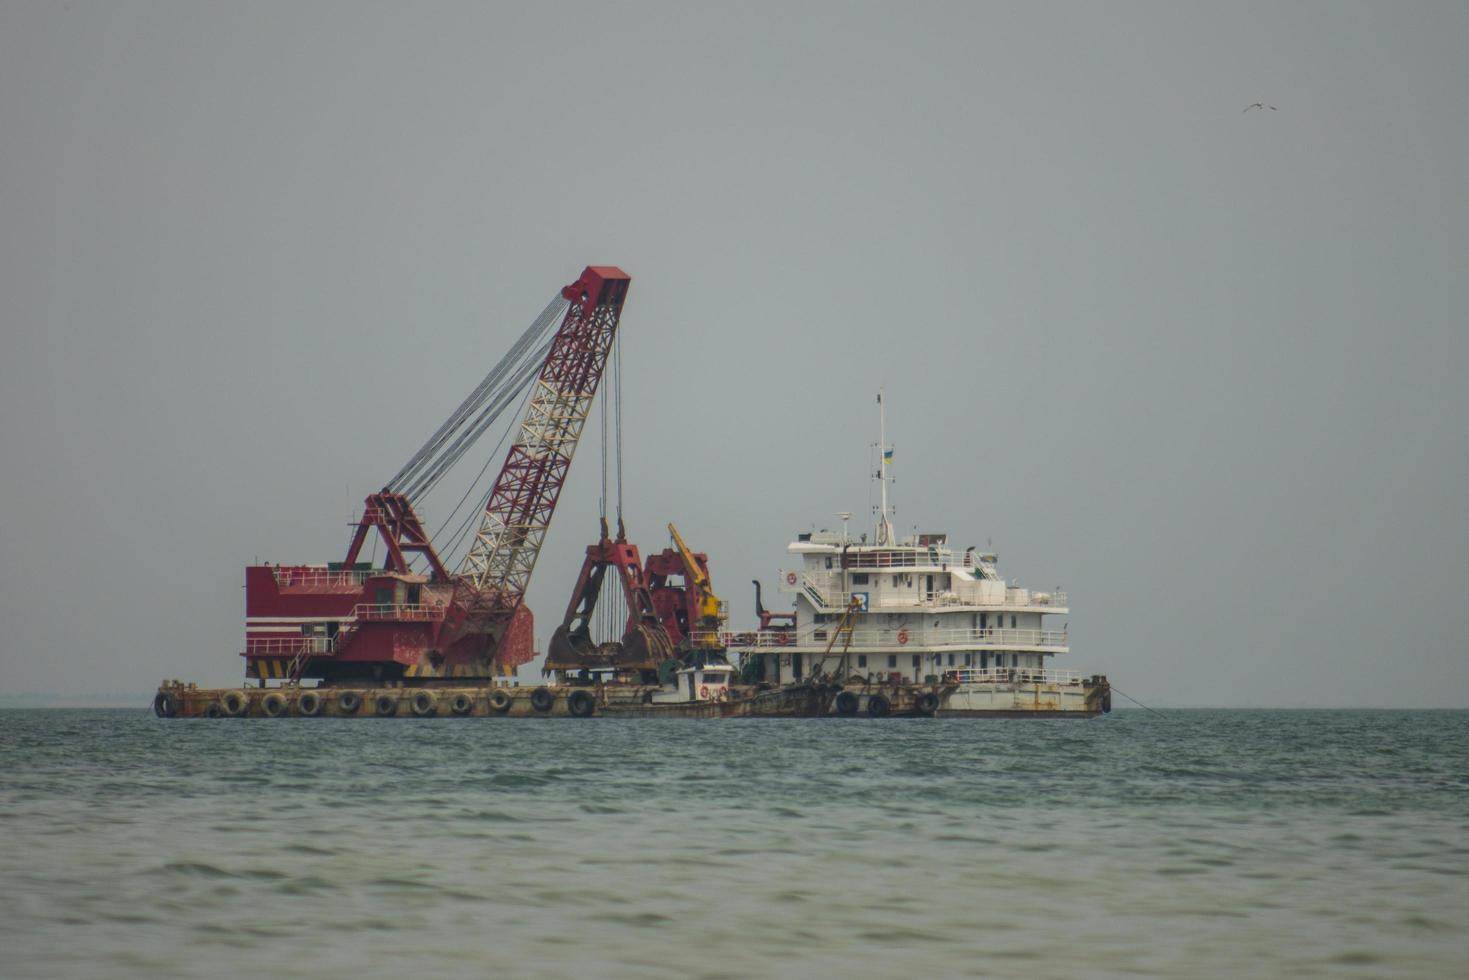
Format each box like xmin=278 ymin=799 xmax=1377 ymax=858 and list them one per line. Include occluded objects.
xmin=667 ymin=523 xmax=723 ymax=636
xmin=437 ymin=266 xmax=632 ymax=667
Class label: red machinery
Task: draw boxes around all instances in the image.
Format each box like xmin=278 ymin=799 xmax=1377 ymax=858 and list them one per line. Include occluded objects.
xmin=543 ymin=522 xmax=725 ymax=678
xmin=544 ymin=521 xmax=674 ymax=676
xmin=243 ymin=266 xmax=631 ymax=685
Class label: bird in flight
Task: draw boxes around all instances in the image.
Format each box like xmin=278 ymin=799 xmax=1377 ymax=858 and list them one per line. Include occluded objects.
xmin=1243 ymin=103 xmax=1277 ymax=112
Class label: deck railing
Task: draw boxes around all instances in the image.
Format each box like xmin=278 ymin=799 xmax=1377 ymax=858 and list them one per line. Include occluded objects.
xmin=946 ymin=667 xmax=1084 ymax=686
xmin=350 ymin=603 xmax=440 ymax=621
xmin=711 ymin=626 xmax=1068 ymax=651
xmin=269 ymin=566 xmax=377 ymax=588
xmin=783 ymin=570 xmax=1065 ymax=611
xmin=244 ymin=635 xmax=338 ymax=656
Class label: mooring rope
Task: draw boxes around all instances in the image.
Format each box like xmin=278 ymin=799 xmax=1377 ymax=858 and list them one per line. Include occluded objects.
xmin=1110 ymin=684 xmax=1171 ymax=720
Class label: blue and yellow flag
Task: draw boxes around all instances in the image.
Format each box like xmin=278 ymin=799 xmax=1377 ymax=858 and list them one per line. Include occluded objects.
xmin=883 ymin=448 xmax=894 ymax=465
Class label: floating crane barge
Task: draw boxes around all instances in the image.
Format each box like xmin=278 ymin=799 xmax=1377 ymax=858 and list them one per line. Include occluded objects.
xmin=155 ymin=265 xmax=1107 ymax=720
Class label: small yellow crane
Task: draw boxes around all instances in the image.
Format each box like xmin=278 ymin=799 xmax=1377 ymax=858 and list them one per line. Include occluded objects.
xmin=668 ymin=522 xmax=725 ymax=649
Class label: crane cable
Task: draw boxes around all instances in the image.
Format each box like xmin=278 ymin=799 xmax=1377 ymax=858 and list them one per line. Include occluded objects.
xmin=398 ymin=340 xmax=551 ymax=501
xmin=614 ymin=328 xmax=624 ymax=530
xmin=430 ymin=372 xmax=540 ymax=569
xmin=386 ymin=293 xmax=566 ymax=496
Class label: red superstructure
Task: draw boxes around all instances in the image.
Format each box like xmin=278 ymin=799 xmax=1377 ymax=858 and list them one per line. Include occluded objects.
xmin=242 ymin=266 xmax=629 ymax=685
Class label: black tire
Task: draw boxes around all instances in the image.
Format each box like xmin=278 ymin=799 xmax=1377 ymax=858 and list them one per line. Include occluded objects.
xmin=221 ymin=690 xmax=250 ymax=717
xmin=204 ymin=702 xmax=223 ymax=719
xmin=297 ymin=691 xmax=323 ymax=717
xmin=374 ymin=694 xmax=398 ymax=717
xmin=867 ymin=694 xmax=891 ymax=718
xmin=450 ymin=693 xmax=474 ymax=716
xmin=410 ymin=691 xmax=437 ymax=717
xmin=915 ymin=692 xmax=940 ymax=717
xmin=567 ymin=690 xmax=595 ymax=718
xmin=337 ymin=691 xmax=362 ymax=715
xmin=153 ymin=691 xmax=180 ymax=718
xmin=261 ymin=692 xmax=287 ymax=718
xmin=489 ymin=689 xmax=513 ymax=712
xmin=530 ymin=687 xmax=554 ymax=713
xmin=834 ymin=691 xmax=858 ymax=716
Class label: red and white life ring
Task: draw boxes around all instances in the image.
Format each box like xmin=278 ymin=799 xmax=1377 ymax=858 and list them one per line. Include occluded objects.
xmin=699 ymin=685 xmax=710 ymax=700
xmin=785 ymin=571 xmax=797 ymax=586
xmin=897 ymin=629 xmax=910 ymax=645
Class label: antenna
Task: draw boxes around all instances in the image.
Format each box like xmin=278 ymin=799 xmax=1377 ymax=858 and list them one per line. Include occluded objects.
xmin=875 ymin=390 xmax=895 ymax=545
xmin=838 ymin=511 xmax=852 ymax=543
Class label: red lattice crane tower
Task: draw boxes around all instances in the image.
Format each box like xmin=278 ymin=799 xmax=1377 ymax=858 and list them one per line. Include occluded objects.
xmin=241 ymin=266 xmax=630 ymax=686
xmin=438 ymin=267 xmax=631 ymax=668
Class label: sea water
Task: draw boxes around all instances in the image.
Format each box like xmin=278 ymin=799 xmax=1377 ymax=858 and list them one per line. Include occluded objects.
xmin=1 ymin=709 xmax=1465 ymax=978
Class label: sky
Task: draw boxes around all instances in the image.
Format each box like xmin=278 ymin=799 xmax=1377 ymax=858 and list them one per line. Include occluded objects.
xmin=1 ymin=1 xmax=1465 ymax=707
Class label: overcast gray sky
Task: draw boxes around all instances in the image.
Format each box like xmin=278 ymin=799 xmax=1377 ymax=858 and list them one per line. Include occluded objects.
xmin=2 ymin=1 xmax=1465 ymax=706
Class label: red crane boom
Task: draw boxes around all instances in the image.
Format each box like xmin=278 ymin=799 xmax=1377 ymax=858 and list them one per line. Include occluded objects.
xmin=437 ymin=266 xmax=631 ymax=670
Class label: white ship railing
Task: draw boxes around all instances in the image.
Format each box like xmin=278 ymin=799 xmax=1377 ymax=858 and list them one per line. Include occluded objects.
xmin=269 ymin=566 xmax=431 ymax=588
xmin=781 ymin=570 xmax=1065 ymax=611
xmin=712 ymin=626 xmax=1068 ymax=650
xmin=244 ymin=635 xmax=339 ymax=655
xmin=947 ymin=667 xmax=1084 ymax=686
xmin=351 ymin=603 xmax=440 ymax=621
xmin=270 ymin=566 xmax=376 ymax=588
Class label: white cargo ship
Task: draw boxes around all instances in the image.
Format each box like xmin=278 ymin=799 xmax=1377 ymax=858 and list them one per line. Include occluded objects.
xmin=732 ymin=394 xmax=1110 ymax=718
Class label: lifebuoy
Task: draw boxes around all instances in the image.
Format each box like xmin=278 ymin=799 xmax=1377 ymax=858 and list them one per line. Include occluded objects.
xmin=374 ymin=694 xmax=398 ymax=717
xmin=337 ymin=691 xmax=362 ymax=715
xmin=897 ymin=629 xmax=910 ymax=645
xmin=221 ymin=690 xmax=250 ymax=717
xmin=297 ymin=691 xmax=323 ymax=717
xmin=530 ymin=687 xmax=554 ymax=713
xmin=489 ymin=689 xmax=513 ymax=712
xmin=567 ymin=690 xmax=595 ymax=718
xmin=410 ymin=691 xmax=437 ymax=717
xmin=776 ymin=632 xmax=791 ymax=646
xmin=785 ymin=571 xmax=797 ymax=586
xmin=699 ymin=685 xmax=711 ymax=700
xmin=450 ymin=693 xmax=474 ymax=716
xmin=261 ymin=692 xmax=287 ymax=718
xmin=716 ymin=687 xmax=730 ymax=703
xmin=153 ymin=691 xmax=179 ymax=718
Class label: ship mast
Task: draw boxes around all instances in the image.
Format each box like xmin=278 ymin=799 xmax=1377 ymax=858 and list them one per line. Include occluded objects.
xmin=875 ymin=390 xmax=895 ymax=545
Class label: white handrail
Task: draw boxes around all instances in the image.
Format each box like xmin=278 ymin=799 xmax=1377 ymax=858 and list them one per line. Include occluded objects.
xmin=351 ymin=603 xmax=440 ymax=621
xmin=946 ymin=667 xmax=1084 ymax=686
xmin=781 ymin=571 xmax=1065 ymax=611
xmin=712 ymin=626 xmax=1068 ymax=650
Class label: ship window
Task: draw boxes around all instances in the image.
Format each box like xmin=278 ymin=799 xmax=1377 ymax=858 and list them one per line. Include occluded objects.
xmin=792 ymin=656 xmax=803 ymax=680
xmin=912 ymin=655 xmax=920 ymax=668
xmin=964 ymin=653 xmax=972 ymax=666
xmin=893 ymin=575 xmax=901 ymax=587
xmin=852 ymin=574 xmax=870 ymax=585
xmin=887 ymin=655 xmax=897 ymax=668
xmin=948 ymin=654 xmax=955 ymax=666
xmin=1011 ymin=615 xmax=1017 ymax=629
xmin=825 ymin=557 xmax=833 ymax=569
xmin=857 ymin=655 xmax=867 ymax=668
